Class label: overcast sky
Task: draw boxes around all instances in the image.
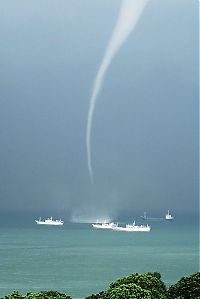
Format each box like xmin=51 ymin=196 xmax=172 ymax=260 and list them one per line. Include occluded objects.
xmin=0 ymin=0 xmax=198 ymax=221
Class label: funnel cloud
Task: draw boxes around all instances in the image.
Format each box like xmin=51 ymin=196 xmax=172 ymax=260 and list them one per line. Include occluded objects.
xmin=86 ymin=0 xmax=149 ymax=184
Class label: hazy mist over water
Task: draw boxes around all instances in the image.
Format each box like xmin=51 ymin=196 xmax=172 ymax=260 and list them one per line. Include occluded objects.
xmin=0 ymin=0 xmax=198 ymax=222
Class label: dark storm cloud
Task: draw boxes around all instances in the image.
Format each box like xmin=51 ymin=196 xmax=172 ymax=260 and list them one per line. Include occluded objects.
xmin=0 ymin=0 xmax=198 ymax=220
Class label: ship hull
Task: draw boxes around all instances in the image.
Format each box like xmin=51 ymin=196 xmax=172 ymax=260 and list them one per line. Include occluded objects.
xmin=35 ymin=221 xmax=63 ymax=226
xmin=115 ymin=226 xmax=150 ymax=232
xmin=92 ymin=223 xmax=117 ymax=229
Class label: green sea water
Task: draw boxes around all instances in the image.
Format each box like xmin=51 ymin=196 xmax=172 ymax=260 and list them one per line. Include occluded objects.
xmin=0 ymin=217 xmax=198 ymax=299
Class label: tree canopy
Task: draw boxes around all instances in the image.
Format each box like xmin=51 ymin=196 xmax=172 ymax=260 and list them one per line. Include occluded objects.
xmin=86 ymin=272 xmax=167 ymax=299
xmin=1 ymin=272 xmax=199 ymax=299
xmin=1 ymin=291 xmax=71 ymax=299
xmin=167 ymin=272 xmax=200 ymax=299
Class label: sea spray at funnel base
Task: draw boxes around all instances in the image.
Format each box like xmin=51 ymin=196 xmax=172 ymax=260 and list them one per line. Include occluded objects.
xmin=86 ymin=0 xmax=149 ymax=184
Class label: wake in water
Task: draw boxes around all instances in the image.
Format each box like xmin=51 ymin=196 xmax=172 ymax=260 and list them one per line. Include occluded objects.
xmin=86 ymin=0 xmax=149 ymax=184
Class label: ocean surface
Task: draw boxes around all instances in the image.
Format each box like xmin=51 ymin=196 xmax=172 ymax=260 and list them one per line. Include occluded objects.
xmin=0 ymin=216 xmax=198 ymax=299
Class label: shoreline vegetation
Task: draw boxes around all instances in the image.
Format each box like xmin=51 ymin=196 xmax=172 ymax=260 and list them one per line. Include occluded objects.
xmin=1 ymin=272 xmax=199 ymax=299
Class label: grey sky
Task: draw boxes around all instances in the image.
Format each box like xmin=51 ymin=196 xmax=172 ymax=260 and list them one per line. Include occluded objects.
xmin=0 ymin=0 xmax=198 ymax=221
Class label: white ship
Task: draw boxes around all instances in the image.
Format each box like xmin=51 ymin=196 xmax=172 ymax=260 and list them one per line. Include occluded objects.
xmin=35 ymin=217 xmax=64 ymax=226
xmin=165 ymin=210 xmax=174 ymax=221
xmin=92 ymin=222 xmax=118 ymax=230
xmin=116 ymin=221 xmax=151 ymax=232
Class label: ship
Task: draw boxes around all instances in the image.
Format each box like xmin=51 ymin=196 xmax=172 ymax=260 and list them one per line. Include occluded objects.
xmin=92 ymin=221 xmax=150 ymax=232
xmin=35 ymin=217 xmax=64 ymax=226
xmin=92 ymin=222 xmax=118 ymax=230
xmin=115 ymin=221 xmax=151 ymax=232
xmin=140 ymin=211 xmax=163 ymax=221
xmin=165 ymin=210 xmax=174 ymax=221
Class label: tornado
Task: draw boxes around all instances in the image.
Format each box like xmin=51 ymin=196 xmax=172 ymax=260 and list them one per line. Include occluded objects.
xmin=86 ymin=0 xmax=149 ymax=184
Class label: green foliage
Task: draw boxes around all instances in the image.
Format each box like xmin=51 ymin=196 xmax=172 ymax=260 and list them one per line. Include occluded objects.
xmin=1 ymin=291 xmax=71 ymax=299
xmin=167 ymin=272 xmax=200 ymax=299
xmin=110 ymin=272 xmax=167 ymax=298
xmin=103 ymin=283 xmax=151 ymax=299
xmin=1 ymin=272 xmax=200 ymax=299
xmin=3 ymin=291 xmax=24 ymax=299
xmin=86 ymin=272 xmax=167 ymax=299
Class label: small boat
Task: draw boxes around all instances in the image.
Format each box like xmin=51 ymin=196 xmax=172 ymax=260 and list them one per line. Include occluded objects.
xmin=92 ymin=222 xmax=118 ymax=230
xmin=165 ymin=210 xmax=174 ymax=221
xmin=116 ymin=221 xmax=151 ymax=232
xmin=35 ymin=217 xmax=64 ymax=226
